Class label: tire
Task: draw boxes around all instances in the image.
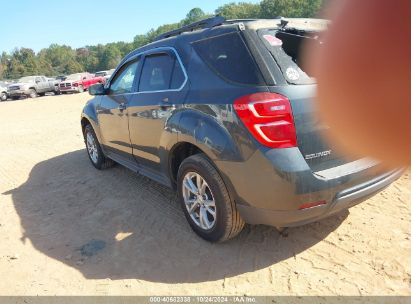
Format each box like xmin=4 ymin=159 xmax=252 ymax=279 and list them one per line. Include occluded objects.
xmin=177 ymin=154 xmax=244 ymax=242
xmin=28 ymin=89 xmax=37 ymax=98
xmin=0 ymin=92 xmax=7 ymax=101
xmin=38 ymin=92 xmax=46 ymax=97
xmin=84 ymin=124 xmax=114 ymax=170
xmin=78 ymin=85 xmax=84 ymax=93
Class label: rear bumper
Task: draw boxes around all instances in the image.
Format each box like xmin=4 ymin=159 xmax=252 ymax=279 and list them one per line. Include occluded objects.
xmin=237 ymin=168 xmax=404 ymax=227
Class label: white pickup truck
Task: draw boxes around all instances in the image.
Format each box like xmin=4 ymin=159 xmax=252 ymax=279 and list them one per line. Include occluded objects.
xmin=8 ymin=76 xmax=60 ymax=99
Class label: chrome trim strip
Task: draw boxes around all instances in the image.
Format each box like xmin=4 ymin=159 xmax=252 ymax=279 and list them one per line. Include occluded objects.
xmin=314 ymin=158 xmax=380 ymax=180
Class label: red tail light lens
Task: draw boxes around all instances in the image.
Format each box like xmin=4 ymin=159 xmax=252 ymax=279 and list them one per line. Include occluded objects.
xmin=233 ymin=92 xmax=297 ymax=148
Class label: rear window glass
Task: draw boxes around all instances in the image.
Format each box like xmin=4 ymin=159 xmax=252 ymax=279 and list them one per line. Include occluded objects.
xmin=192 ymin=32 xmax=264 ymax=85
xmin=258 ymin=29 xmax=319 ymax=85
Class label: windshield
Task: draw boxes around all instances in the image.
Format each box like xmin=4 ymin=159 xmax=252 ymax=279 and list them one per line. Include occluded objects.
xmin=66 ymin=74 xmax=82 ymax=81
xmin=19 ymin=76 xmax=36 ymax=83
xmin=258 ymin=28 xmax=322 ymax=85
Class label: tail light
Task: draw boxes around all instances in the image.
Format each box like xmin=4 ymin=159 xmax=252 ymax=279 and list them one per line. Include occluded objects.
xmin=233 ymin=92 xmax=297 ymax=148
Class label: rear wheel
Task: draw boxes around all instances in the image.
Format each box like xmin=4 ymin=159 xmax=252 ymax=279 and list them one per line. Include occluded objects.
xmin=0 ymin=92 xmax=7 ymax=101
xmin=28 ymin=89 xmax=37 ymax=98
xmin=84 ymin=124 xmax=114 ymax=170
xmin=177 ymin=154 xmax=244 ymax=242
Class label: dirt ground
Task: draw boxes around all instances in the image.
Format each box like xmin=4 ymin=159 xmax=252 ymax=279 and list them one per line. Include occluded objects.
xmin=0 ymin=94 xmax=410 ymax=296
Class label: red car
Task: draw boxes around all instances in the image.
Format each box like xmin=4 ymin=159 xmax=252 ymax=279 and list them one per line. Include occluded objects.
xmin=59 ymin=73 xmax=105 ymax=93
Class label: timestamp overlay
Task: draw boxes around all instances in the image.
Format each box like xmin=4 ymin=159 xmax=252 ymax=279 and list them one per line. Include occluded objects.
xmin=0 ymin=296 xmax=408 ymax=304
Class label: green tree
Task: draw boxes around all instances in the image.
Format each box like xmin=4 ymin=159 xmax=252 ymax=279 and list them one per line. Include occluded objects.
xmin=260 ymin=0 xmax=323 ymax=18
xmin=100 ymin=44 xmax=122 ymax=70
xmin=216 ymin=2 xmax=261 ymax=19
xmin=182 ymin=8 xmax=207 ymax=25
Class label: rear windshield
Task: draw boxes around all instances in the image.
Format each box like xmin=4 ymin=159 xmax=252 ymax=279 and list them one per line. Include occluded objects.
xmin=192 ymin=32 xmax=264 ymax=85
xmin=258 ymin=28 xmax=319 ymax=85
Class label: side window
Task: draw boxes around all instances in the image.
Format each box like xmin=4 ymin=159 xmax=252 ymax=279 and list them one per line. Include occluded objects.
xmin=192 ymin=32 xmax=264 ymax=85
xmin=139 ymin=53 xmax=184 ymax=92
xmin=35 ymin=77 xmax=41 ymax=83
xmin=109 ymin=60 xmax=139 ymax=95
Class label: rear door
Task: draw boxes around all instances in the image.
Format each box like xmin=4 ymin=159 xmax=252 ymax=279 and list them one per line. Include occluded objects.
xmin=97 ymin=57 xmax=141 ymax=162
xmin=36 ymin=77 xmax=47 ymax=93
xmin=127 ymin=48 xmax=188 ymax=178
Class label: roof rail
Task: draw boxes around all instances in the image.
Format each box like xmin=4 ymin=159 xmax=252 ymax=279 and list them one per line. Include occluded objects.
xmin=154 ymin=16 xmax=226 ymax=41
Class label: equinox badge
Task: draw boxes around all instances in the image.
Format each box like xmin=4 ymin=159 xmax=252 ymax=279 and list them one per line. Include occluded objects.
xmin=305 ymin=150 xmax=332 ymax=160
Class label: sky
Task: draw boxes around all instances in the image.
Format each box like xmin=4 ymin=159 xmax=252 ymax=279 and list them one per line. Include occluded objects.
xmin=0 ymin=0 xmax=260 ymax=54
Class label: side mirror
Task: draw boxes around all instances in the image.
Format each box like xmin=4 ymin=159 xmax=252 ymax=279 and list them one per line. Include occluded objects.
xmin=89 ymin=83 xmax=106 ymax=96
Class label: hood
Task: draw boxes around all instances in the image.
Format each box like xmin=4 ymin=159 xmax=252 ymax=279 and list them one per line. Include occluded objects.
xmin=8 ymin=82 xmax=33 ymax=88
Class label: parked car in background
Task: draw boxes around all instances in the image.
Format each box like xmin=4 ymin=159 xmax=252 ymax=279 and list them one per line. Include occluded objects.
xmin=55 ymin=75 xmax=67 ymax=82
xmin=0 ymin=81 xmax=9 ymax=101
xmin=7 ymin=76 xmax=60 ymax=99
xmin=94 ymin=70 xmax=109 ymax=78
xmin=60 ymin=73 xmax=105 ymax=94
xmin=81 ymin=17 xmax=403 ymax=242
xmin=104 ymin=69 xmax=115 ymax=81
xmin=95 ymin=69 xmax=115 ymax=82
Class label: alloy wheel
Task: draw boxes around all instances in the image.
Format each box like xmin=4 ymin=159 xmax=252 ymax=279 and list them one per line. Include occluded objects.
xmin=86 ymin=132 xmax=98 ymax=164
xmin=182 ymin=172 xmax=216 ymax=230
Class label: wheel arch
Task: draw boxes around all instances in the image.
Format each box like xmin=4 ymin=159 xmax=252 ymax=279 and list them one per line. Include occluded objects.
xmin=81 ymin=101 xmax=102 ymax=144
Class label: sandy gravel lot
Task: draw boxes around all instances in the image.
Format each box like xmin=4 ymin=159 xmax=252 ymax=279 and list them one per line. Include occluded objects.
xmin=0 ymin=94 xmax=410 ymax=296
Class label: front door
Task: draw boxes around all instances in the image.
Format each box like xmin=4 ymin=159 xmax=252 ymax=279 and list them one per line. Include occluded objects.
xmin=128 ymin=49 xmax=188 ymax=178
xmin=97 ymin=58 xmax=141 ymax=161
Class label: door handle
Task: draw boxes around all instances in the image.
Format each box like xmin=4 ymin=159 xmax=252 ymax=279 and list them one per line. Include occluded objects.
xmin=118 ymin=103 xmax=126 ymax=111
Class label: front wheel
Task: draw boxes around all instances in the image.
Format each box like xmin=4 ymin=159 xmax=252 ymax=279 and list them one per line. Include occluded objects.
xmin=0 ymin=92 xmax=7 ymax=101
xmin=84 ymin=124 xmax=114 ymax=170
xmin=177 ymin=154 xmax=244 ymax=242
xmin=78 ymin=85 xmax=84 ymax=93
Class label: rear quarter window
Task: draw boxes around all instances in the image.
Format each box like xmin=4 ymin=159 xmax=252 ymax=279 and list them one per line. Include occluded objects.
xmin=192 ymin=32 xmax=264 ymax=85
xmin=258 ymin=29 xmax=317 ymax=85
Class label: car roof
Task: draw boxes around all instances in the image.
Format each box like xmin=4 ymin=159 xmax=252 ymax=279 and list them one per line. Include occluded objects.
xmin=119 ymin=17 xmax=328 ymax=69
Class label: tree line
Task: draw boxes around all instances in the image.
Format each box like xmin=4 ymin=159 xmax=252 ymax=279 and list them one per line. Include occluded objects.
xmin=0 ymin=0 xmax=326 ymax=80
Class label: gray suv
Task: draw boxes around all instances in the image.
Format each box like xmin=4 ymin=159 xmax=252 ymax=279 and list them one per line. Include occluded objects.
xmin=81 ymin=17 xmax=403 ymax=242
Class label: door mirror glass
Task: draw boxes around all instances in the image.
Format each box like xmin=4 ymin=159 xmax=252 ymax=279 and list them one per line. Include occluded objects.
xmin=89 ymin=83 xmax=106 ymax=96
